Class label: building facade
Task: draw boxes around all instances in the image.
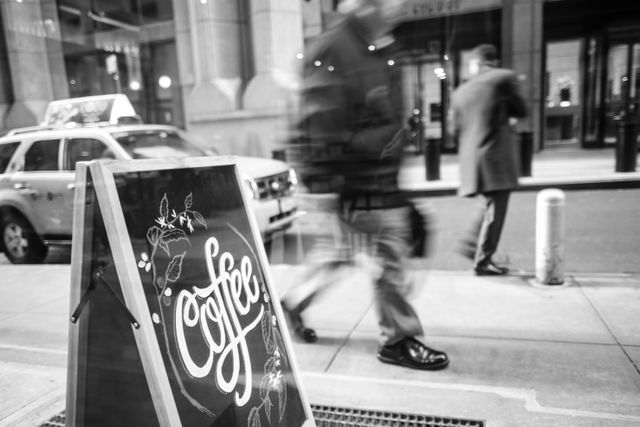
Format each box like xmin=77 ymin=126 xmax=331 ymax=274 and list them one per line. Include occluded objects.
xmin=388 ymin=0 xmax=640 ymax=153
xmin=0 ymin=0 xmax=307 ymax=157
xmin=0 ymin=0 xmax=639 ymax=158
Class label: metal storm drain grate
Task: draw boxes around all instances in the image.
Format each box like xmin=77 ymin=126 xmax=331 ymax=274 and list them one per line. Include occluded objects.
xmin=39 ymin=411 xmax=65 ymax=427
xmin=311 ymin=404 xmax=485 ymax=427
xmin=42 ymin=407 xmax=484 ymax=426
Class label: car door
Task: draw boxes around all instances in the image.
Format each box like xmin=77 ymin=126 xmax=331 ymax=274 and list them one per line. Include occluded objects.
xmin=8 ymin=138 xmax=66 ymax=237
xmin=59 ymin=136 xmax=114 ymax=233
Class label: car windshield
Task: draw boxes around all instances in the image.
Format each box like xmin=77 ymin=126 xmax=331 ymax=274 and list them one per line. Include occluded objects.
xmin=110 ymin=129 xmax=218 ymax=159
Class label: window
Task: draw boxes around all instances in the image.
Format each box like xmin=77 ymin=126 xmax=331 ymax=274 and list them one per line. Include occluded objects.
xmin=110 ymin=130 xmax=212 ymax=159
xmin=24 ymin=139 xmax=60 ymax=171
xmin=57 ymin=1 xmax=182 ymax=126
xmin=65 ymin=138 xmax=111 ymax=171
xmin=0 ymin=142 xmax=20 ymax=173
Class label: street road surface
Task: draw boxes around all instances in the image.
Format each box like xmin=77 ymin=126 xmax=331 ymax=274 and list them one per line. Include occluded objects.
xmin=2 ymin=189 xmax=639 ymax=274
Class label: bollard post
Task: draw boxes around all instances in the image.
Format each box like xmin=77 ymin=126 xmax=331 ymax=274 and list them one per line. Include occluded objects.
xmin=414 ymin=111 xmax=425 ymax=155
xmin=425 ymin=137 xmax=441 ymax=181
xmin=614 ymin=114 xmax=638 ymax=172
xmin=519 ymin=131 xmax=534 ymax=177
xmin=533 ymin=189 xmax=565 ymax=286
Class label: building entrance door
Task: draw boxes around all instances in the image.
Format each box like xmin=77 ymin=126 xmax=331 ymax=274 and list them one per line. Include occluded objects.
xmin=581 ymin=29 xmax=640 ymax=147
xmin=399 ymin=54 xmax=452 ymax=153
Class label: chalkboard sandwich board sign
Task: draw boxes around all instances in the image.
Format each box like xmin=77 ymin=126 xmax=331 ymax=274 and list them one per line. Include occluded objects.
xmin=66 ymin=157 xmax=315 ymax=427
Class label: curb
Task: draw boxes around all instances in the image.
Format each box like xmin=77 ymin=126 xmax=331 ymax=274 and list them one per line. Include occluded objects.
xmin=399 ymin=175 xmax=640 ymax=197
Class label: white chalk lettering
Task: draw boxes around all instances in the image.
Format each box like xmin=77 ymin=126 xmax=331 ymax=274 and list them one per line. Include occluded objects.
xmin=175 ymin=237 xmax=263 ymax=407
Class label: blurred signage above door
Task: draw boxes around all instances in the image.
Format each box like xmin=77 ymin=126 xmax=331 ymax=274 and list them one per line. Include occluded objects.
xmin=392 ymin=0 xmax=503 ymax=22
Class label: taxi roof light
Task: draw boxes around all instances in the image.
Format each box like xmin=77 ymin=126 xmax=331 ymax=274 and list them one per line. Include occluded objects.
xmin=42 ymin=94 xmax=141 ymax=127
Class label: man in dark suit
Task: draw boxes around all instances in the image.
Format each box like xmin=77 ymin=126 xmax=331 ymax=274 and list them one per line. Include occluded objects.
xmin=282 ymin=0 xmax=449 ymax=370
xmin=450 ymin=44 xmax=528 ymax=276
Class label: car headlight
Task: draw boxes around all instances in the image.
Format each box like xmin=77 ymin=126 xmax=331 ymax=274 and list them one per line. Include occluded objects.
xmin=243 ymin=177 xmax=260 ymax=199
xmin=288 ymin=168 xmax=298 ymax=188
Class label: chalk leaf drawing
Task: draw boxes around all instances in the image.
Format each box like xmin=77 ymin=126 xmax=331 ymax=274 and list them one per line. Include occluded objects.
xmin=229 ymin=224 xmax=289 ymax=427
xmin=137 ymin=194 xmax=290 ymax=426
xmin=247 ymin=302 xmax=288 ymax=427
xmin=138 ymin=192 xmax=214 ymax=417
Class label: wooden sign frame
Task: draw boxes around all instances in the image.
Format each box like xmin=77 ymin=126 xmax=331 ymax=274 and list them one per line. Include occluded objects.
xmin=66 ymin=157 xmax=315 ymax=427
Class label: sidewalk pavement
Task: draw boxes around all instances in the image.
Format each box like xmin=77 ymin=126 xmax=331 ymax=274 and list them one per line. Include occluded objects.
xmin=1 ymin=264 xmax=639 ymax=426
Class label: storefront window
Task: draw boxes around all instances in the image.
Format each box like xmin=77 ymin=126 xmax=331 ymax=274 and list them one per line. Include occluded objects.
xmin=603 ymin=39 xmax=640 ymax=144
xmin=393 ymin=7 xmax=501 ymax=154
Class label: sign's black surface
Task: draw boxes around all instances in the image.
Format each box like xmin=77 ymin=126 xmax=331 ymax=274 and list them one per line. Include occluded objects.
xmin=115 ymin=165 xmax=307 ymax=426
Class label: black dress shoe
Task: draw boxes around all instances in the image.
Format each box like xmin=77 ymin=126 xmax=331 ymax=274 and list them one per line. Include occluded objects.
xmin=474 ymin=260 xmax=509 ymax=276
xmin=281 ymin=301 xmax=317 ymax=343
xmin=377 ymin=337 xmax=449 ymax=370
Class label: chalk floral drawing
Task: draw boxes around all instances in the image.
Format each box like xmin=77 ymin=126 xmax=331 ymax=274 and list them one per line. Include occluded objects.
xmin=137 ymin=252 xmax=151 ymax=272
xmin=247 ymin=295 xmax=289 ymax=427
xmin=138 ymin=192 xmax=213 ymax=416
xmin=138 ymin=194 xmax=290 ymax=425
xmin=227 ymin=225 xmax=289 ymax=427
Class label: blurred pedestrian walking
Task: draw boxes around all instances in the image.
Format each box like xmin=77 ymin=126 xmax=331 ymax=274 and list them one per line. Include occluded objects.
xmin=282 ymin=0 xmax=448 ymax=371
xmin=450 ymin=44 xmax=528 ymax=276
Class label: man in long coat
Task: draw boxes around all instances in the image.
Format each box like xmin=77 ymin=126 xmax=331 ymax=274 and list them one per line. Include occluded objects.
xmin=450 ymin=44 xmax=528 ymax=275
xmin=282 ymin=0 xmax=449 ymax=370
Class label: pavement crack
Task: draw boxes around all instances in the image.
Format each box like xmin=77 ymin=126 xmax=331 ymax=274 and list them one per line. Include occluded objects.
xmin=576 ymin=279 xmax=640 ymax=378
xmin=323 ymin=298 xmax=375 ymax=373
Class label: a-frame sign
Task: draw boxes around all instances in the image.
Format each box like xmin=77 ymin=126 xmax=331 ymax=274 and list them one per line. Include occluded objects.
xmin=66 ymin=157 xmax=315 ymax=427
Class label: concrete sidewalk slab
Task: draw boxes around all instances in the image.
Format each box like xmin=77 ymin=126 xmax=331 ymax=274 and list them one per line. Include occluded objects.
xmin=316 ymin=332 xmax=640 ymax=418
xmin=0 ymin=361 xmax=65 ymax=427
xmin=357 ymin=272 xmax=616 ymax=345
xmin=272 ymin=264 xmax=375 ymax=333
xmin=1 ymin=264 xmax=640 ymax=426
xmin=577 ymin=276 xmax=640 ymax=346
xmin=274 ymin=267 xmax=640 ymax=425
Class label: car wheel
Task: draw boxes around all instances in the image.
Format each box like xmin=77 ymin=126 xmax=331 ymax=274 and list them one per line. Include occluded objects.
xmin=1 ymin=213 xmax=48 ymax=264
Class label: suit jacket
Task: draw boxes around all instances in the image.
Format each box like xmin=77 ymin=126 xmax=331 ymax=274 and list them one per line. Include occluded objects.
xmin=451 ymin=67 xmax=528 ymax=197
xmin=287 ymin=13 xmax=405 ymax=198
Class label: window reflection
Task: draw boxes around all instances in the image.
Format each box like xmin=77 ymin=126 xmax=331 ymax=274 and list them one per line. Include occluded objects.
xmin=545 ymin=39 xmax=582 ymax=145
xmin=56 ymin=0 xmax=182 ymax=127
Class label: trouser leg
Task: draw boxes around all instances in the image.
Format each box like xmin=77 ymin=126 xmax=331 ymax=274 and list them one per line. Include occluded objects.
xmin=281 ymin=212 xmax=352 ymax=312
xmin=475 ymin=190 xmax=510 ymax=266
xmin=349 ymin=207 xmax=424 ymax=346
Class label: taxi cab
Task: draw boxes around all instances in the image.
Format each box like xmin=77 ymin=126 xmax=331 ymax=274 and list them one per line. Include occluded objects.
xmin=0 ymin=95 xmax=301 ymax=263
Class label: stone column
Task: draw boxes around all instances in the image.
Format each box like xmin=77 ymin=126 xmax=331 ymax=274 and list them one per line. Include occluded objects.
xmin=243 ymin=0 xmax=304 ymax=112
xmin=174 ymin=0 xmax=246 ymax=119
xmin=301 ymin=0 xmax=323 ymax=40
xmin=40 ymin=0 xmax=67 ymax=100
xmin=502 ymin=0 xmax=543 ymax=150
xmin=0 ymin=0 xmax=67 ymax=129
